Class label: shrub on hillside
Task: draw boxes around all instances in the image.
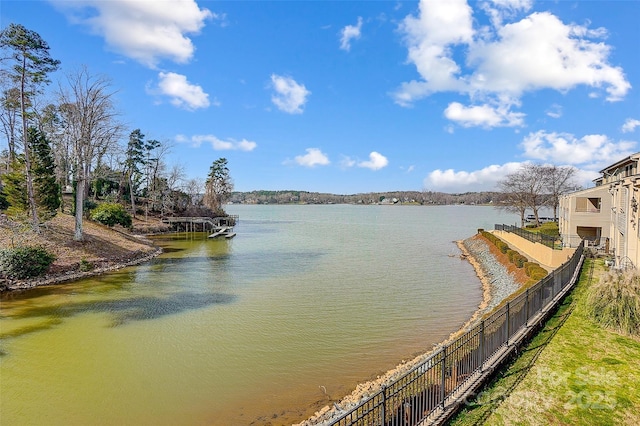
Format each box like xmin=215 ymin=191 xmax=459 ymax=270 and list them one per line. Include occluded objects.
xmin=90 ymin=203 xmax=132 ymax=228
xmin=586 ymin=270 xmax=640 ymax=336
xmin=0 ymin=246 xmax=55 ymax=279
xmin=523 ymin=262 xmax=547 ymax=279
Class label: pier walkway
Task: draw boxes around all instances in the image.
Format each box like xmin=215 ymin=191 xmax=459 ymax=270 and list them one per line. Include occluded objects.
xmin=161 ymin=216 xmax=238 ymax=233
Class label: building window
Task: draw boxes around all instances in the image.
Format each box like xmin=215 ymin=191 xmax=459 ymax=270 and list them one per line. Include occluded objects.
xmin=575 ymin=197 xmax=601 ymax=213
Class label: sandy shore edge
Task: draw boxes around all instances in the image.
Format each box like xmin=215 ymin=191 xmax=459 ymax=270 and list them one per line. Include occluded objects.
xmin=296 ymin=235 xmax=509 ymax=426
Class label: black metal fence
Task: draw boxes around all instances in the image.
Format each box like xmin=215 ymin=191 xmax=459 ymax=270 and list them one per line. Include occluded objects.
xmin=329 ymin=241 xmax=585 ymax=426
xmin=495 ymin=224 xmax=559 ymax=249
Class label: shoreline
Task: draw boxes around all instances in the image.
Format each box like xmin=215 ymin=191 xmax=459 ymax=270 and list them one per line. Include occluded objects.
xmin=297 ymin=234 xmax=519 ymax=425
xmin=2 ymin=247 xmax=163 ymax=292
xmin=0 ymin=213 xmax=166 ymax=293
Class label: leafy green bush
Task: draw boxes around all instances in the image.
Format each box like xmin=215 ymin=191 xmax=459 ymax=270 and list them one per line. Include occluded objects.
xmin=523 ymin=261 xmax=547 ymax=279
xmin=0 ymin=246 xmax=55 ymax=279
xmin=90 ymin=203 xmax=132 ymax=228
xmin=586 ymin=270 xmax=640 ymax=336
xmin=79 ymin=258 xmax=94 ymax=272
xmin=516 ymin=253 xmax=528 ymax=268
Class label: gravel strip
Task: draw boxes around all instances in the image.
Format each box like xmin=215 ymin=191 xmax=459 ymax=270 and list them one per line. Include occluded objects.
xmin=463 ymin=236 xmax=519 ymax=315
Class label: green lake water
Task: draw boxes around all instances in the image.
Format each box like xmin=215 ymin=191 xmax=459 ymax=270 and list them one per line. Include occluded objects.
xmin=0 ymin=205 xmax=517 ymax=425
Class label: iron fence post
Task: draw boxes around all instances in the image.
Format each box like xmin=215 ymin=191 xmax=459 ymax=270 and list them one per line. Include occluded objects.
xmin=506 ymin=302 xmax=510 ymax=345
xmin=440 ymin=347 xmax=447 ymax=409
xmin=479 ymin=320 xmax=485 ymax=371
xmin=380 ymin=385 xmax=386 ymax=426
xmin=525 ymin=288 xmax=529 ymax=326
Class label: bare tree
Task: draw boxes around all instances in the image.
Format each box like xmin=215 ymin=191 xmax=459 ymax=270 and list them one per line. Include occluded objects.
xmin=543 ymin=165 xmax=579 ymax=221
xmin=57 ymin=67 xmax=122 ymax=240
xmin=184 ymin=177 xmax=204 ymax=207
xmin=0 ymin=87 xmax=21 ymax=169
xmin=497 ymin=172 xmax=530 ymax=227
xmin=497 ymin=163 xmax=548 ymax=227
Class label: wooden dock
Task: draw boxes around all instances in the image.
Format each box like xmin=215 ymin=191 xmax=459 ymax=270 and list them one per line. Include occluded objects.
xmin=161 ymin=216 xmax=238 ymax=233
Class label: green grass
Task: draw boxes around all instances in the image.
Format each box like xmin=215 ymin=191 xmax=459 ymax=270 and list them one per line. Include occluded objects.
xmin=525 ymin=221 xmax=560 ymax=237
xmin=449 ymin=259 xmax=640 ymax=426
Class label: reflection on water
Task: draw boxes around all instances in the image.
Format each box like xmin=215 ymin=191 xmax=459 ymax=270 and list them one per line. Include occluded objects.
xmin=0 ymin=205 xmax=517 ymax=425
xmin=2 ymin=292 xmax=236 ymax=334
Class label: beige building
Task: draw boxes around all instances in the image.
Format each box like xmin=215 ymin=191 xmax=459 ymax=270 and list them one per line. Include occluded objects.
xmin=559 ymin=184 xmax=611 ymax=249
xmin=559 ymin=152 xmax=640 ymax=269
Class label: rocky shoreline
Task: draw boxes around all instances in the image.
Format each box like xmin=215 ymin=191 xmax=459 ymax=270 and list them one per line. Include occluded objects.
xmin=296 ymin=233 xmax=520 ymax=426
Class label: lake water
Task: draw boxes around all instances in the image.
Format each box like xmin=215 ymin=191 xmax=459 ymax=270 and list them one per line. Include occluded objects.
xmin=0 ymin=205 xmax=517 ymax=425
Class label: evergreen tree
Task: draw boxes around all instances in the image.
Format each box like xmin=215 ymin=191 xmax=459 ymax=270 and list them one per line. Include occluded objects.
xmin=124 ymin=129 xmax=145 ymax=217
xmin=0 ymin=23 xmax=60 ymax=230
xmin=204 ymin=158 xmax=233 ymax=215
xmin=3 ymin=158 xmax=28 ymax=218
xmin=29 ymin=127 xmax=60 ymax=219
xmin=0 ymin=187 xmax=7 ymax=211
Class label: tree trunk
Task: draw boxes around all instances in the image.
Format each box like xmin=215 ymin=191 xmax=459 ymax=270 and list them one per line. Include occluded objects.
xmin=129 ymin=173 xmax=136 ymax=219
xmin=532 ymin=207 xmax=541 ymax=227
xmin=74 ymin=177 xmax=84 ymax=241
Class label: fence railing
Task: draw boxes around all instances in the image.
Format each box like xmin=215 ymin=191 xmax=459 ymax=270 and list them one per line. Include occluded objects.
xmin=329 ymin=241 xmax=585 ymax=426
xmin=495 ymin=223 xmax=559 ymax=249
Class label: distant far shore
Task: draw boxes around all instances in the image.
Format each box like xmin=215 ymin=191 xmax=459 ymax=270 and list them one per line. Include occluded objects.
xmin=229 ymin=189 xmax=500 ymax=206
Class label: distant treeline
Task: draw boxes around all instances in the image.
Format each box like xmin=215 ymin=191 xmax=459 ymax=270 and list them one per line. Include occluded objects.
xmin=229 ymin=190 xmax=501 ymax=205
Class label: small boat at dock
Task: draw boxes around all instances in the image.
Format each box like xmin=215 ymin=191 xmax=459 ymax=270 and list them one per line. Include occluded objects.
xmin=208 ymin=226 xmax=236 ymax=239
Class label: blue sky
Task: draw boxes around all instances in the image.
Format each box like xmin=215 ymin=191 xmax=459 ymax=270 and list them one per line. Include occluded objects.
xmin=2 ymin=0 xmax=639 ymax=194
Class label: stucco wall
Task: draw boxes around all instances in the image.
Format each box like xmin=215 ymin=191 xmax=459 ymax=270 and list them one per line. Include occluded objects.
xmin=493 ymin=230 xmax=576 ymax=270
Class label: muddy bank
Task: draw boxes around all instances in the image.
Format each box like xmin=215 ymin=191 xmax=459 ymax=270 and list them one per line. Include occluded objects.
xmin=296 ymin=234 xmax=520 ymax=426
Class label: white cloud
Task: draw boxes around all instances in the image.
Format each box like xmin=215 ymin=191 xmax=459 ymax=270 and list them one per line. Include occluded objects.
xmin=622 ymin=118 xmax=640 ymax=133
xmin=179 ymin=134 xmax=257 ymax=151
xmin=395 ymin=0 xmax=473 ymax=102
xmin=358 ymin=152 xmax=389 ymax=170
xmin=340 ymin=17 xmax=363 ymax=51
xmin=54 ymin=0 xmax=214 ymax=68
xmin=444 ymin=102 xmax=524 ymax=127
xmin=270 ymin=74 xmax=311 ymax=114
xmin=426 ymin=127 xmax=637 ymax=192
xmin=425 ymin=160 xmax=604 ymax=192
xmin=395 ymin=1 xmax=631 ymax=127
xmin=481 ymin=0 xmax=533 ymax=27
xmin=521 ymin=130 xmax=636 ymax=168
xmin=546 ymin=104 xmax=562 ymax=119
xmin=294 ymin=148 xmax=330 ymax=167
xmin=425 ymin=162 xmax=524 ymax=192
xmin=340 ymin=155 xmax=357 ymax=169
xmin=469 ymin=12 xmax=630 ymax=101
xmin=154 ymin=72 xmax=210 ymax=110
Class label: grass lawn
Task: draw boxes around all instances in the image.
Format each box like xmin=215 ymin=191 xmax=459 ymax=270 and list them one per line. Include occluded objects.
xmin=450 ymin=258 xmax=640 ymax=425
